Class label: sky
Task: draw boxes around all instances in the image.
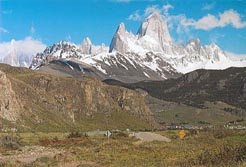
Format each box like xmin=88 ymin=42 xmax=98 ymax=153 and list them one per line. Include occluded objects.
xmin=0 ymin=0 xmax=246 ymax=56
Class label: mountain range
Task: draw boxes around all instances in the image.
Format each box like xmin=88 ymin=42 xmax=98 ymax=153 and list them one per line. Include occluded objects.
xmin=0 ymin=12 xmax=246 ymax=130
xmin=26 ymin=12 xmax=246 ymax=83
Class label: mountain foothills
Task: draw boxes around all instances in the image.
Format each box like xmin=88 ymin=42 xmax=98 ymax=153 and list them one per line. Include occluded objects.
xmin=0 ymin=64 xmax=245 ymax=131
xmin=105 ymin=67 xmax=246 ymax=110
xmin=28 ymin=12 xmax=246 ymax=83
xmin=104 ymin=67 xmax=246 ymax=125
xmin=0 ymin=64 xmax=155 ymax=131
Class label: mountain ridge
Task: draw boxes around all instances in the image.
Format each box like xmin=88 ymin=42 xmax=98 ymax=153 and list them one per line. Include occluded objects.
xmin=104 ymin=67 xmax=246 ymax=111
xmin=28 ymin=12 xmax=246 ymax=82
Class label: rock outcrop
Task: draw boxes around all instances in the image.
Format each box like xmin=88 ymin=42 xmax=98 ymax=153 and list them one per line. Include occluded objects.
xmin=0 ymin=64 xmax=156 ymax=131
xmin=0 ymin=70 xmax=21 ymax=121
xmin=109 ymin=23 xmax=129 ymax=53
xmin=81 ymin=37 xmax=92 ymax=54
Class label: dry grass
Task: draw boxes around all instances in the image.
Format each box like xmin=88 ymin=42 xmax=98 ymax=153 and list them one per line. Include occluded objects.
xmin=1 ymin=129 xmax=245 ymax=167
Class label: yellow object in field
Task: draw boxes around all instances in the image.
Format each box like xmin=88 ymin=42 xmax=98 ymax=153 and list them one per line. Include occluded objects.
xmin=179 ymin=130 xmax=186 ymax=139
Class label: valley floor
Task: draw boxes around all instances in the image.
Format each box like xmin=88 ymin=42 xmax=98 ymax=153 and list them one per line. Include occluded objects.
xmin=0 ymin=129 xmax=246 ymax=167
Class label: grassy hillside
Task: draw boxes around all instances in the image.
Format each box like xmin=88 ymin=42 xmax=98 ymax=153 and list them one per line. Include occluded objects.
xmin=104 ymin=67 xmax=246 ymax=109
xmin=104 ymin=68 xmax=246 ymax=126
xmin=0 ymin=64 xmax=155 ymax=132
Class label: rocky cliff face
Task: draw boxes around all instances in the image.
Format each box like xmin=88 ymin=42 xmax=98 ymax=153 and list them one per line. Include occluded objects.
xmin=109 ymin=23 xmax=129 ymax=53
xmin=0 ymin=70 xmax=22 ymax=121
xmin=138 ymin=12 xmax=172 ymax=43
xmin=109 ymin=12 xmax=173 ymax=54
xmin=81 ymin=37 xmax=92 ymax=54
xmin=0 ymin=64 xmax=156 ymax=131
xmin=137 ymin=11 xmax=172 ymax=54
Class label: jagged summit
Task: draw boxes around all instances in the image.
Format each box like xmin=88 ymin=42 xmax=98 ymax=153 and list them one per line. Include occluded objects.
xmin=147 ymin=11 xmax=163 ymax=20
xmin=29 ymin=12 xmax=246 ymax=82
xmin=137 ymin=11 xmax=172 ymax=44
xmin=117 ymin=23 xmax=126 ymax=34
xmin=81 ymin=37 xmax=92 ymax=54
xmin=109 ymin=22 xmax=129 ymax=53
xmin=187 ymin=38 xmax=201 ymax=46
xmin=109 ymin=12 xmax=173 ymax=54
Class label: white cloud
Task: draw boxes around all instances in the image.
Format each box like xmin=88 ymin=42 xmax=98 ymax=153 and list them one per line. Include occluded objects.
xmin=162 ymin=4 xmax=173 ymax=16
xmin=202 ymin=3 xmax=215 ymax=10
xmin=127 ymin=4 xmax=174 ymax=22
xmin=194 ymin=10 xmax=246 ymax=30
xmin=0 ymin=27 xmax=8 ymax=33
xmin=127 ymin=4 xmax=173 ymax=22
xmin=127 ymin=10 xmax=141 ymax=21
xmin=128 ymin=4 xmax=246 ymax=32
xmin=167 ymin=14 xmax=195 ymax=42
xmin=127 ymin=5 xmax=160 ymax=21
xmin=144 ymin=5 xmax=160 ymax=16
xmin=166 ymin=9 xmax=246 ymax=31
xmin=126 ymin=5 xmax=245 ymax=44
xmin=168 ymin=9 xmax=246 ymax=43
xmin=0 ymin=37 xmax=46 ymax=67
xmin=225 ymin=51 xmax=246 ymax=61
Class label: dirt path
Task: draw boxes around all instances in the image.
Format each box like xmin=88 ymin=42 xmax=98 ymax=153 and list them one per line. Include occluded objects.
xmin=0 ymin=145 xmax=63 ymax=164
xmin=132 ymin=132 xmax=171 ymax=142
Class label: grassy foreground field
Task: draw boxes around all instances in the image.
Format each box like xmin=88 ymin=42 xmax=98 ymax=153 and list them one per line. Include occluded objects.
xmin=0 ymin=129 xmax=246 ymax=167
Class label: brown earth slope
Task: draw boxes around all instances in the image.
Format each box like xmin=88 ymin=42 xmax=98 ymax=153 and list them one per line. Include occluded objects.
xmin=0 ymin=64 xmax=156 ymax=132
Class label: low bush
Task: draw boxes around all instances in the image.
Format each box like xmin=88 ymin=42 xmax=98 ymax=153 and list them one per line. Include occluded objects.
xmin=0 ymin=135 xmax=20 ymax=150
xmin=180 ymin=143 xmax=246 ymax=167
xmin=67 ymin=132 xmax=83 ymax=139
xmin=111 ymin=132 xmax=128 ymax=139
xmin=212 ymin=129 xmax=235 ymax=139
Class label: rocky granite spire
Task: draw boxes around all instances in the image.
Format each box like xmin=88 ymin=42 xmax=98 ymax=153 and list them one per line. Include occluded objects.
xmin=137 ymin=12 xmax=172 ymax=48
xmin=109 ymin=23 xmax=128 ymax=53
xmin=81 ymin=37 xmax=92 ymax=54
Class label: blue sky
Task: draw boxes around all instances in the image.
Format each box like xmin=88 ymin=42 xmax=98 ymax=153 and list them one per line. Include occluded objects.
xmin=0 ymin=0 xmax=246 ymax=54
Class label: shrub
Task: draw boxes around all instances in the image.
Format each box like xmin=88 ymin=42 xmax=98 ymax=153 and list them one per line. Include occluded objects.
xmin=111 ymin=132 xmax=128 ymax=139
xmin=0 ymin=135 xmax=20 ymax=150
xmin=67 ymin=132 xmax=83 ymax=139
xmin=212 ymin=129 xmax=235 ymax=139
xmin=180 ymin=143 xmax=246 ymax=167
xmin=188 ymin=129 xmax=199 ymax=136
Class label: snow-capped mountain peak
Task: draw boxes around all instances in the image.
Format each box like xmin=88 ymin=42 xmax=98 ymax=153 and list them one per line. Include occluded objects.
xmin=81 ymin=37 xmax=92 ymax=54
xmin=29 ymin=12 xmax=246 ymax=82
xmin=109 ymin=22 xmax=130 ymax=53
xmin=117 ymin=22 xmax=126 ymax=34
xmin=109 ymin=12 xmax=173 ymax=54
xmin=187 ymin=38 xmax=201 ymax=47
xmin=137 ymin=11 xmax=172 ymax=45
xmin=29 ymin=41 xmax=83 ymax=69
